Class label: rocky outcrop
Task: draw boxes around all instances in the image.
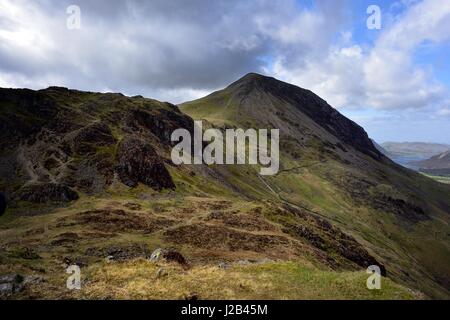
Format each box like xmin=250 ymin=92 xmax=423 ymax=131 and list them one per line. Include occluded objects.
xmin=0 ymin=89 xmax=57 ymax=151
xmin=0 ymin=274 xmax=43 ymax=297
xmin=1 ymin=88 xmax=190 ymax=201
xmin=149 ymin=248 xmax=189 ymax=268
xmin=0 ymin=274 xmax=24 ymax=297
xmin=115 ymin=137 xmax=175 ymax=190
xmin=279 ymin=204 xmax=386 ymax=273
xmin=126 ymin=108 xmax=194 ymax=145
xmin=18 ymin=183 xmax=79 ymax=203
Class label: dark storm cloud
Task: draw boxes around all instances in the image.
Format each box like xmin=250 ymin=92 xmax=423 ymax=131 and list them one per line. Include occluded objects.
xmin=0 ymin=0 xmax=350 ymax=100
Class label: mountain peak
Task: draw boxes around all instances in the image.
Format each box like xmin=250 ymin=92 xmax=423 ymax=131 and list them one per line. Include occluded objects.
xmin=182 ymin=73 xmax=382 ymax=159
xmin=228 ymin=72 xmax=319 ymax=103
xmin=228 ymin=72 xmax=271 ymax=88
xmin=238 ymin=72 xmax=271 ymax=81
xmin=239 ymin=72 xmax=267 ymax=78
xmin=242 ymin=72 xmax=264 ymax=78
xmin=229 ymin=72 xmax=285 ymax=91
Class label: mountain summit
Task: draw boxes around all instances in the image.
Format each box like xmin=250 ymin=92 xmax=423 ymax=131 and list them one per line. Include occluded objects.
xmin=182 ymin=73 xmax=380 ymax=159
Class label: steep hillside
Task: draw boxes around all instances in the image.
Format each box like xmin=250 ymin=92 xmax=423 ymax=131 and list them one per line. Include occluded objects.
xmin=182 ymin=73 xmax=381 ymax=159
xmin=0 ymin=74 xmax=449 ymax=299
xmin=181 ymin=73 xmax=450 ymax=298
xmin=412 ymin=150 xmax=450 ymax=169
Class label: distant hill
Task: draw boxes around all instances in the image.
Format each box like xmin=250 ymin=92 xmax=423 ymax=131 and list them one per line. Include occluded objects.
xmin=410 ymin=150 xmax=450 ymax=177
xmin=413 ymin=150 xmax=450 ymax=169
xmin=381 ymin=142 xmax=450 ymax=158
xmin=380 ymin=142 xmax=450 ymax=168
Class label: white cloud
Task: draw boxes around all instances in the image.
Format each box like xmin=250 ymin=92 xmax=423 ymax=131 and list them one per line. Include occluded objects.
xmin=0 ymin=0 xmax=449 ymax=118
xmin=272 ymin=0 xmax=450 ymax=113
xmin=436 ymin=106 xmax=450 ymax=117
xmin=364 ymin=0 xmax=450 ymax=110
xmin=0 ymin=0 xmax=282 ymax=95
xmin=0 ymin=0 xmax=349 ymax=102
xmin=272 ymin=42 xmax=367 ymax=109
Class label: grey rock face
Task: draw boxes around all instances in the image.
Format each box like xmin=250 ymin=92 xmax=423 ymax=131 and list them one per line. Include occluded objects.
xmin=116 ymin=137 xmax=175 ymax=190
xmin=0 ymin=274 xmax=25 ymax=297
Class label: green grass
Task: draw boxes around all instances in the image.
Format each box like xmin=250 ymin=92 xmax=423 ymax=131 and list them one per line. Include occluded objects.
xmin=421 ymin=173 xmax=450 ymax=184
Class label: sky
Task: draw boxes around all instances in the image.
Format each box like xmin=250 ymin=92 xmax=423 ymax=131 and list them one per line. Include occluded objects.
xmin=0 ymin=0 xmax=449 ymax=144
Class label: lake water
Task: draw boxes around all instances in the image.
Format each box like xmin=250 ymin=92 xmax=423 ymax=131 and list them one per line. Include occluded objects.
xmin=389 ymin=155 xmax=427 ymax=170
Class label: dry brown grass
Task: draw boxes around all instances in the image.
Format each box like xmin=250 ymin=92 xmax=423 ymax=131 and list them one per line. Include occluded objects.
xmin=75 ymin=259 xmax=419 ymax=300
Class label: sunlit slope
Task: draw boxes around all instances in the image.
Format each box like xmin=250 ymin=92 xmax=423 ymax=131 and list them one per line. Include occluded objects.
xmin=180 ymin=73 xmax=450 ymax=298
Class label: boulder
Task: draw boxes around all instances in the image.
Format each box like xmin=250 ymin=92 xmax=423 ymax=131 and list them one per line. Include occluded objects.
xmin=218 ymin=262 xmax=230 ymax=270
xmin=0 ymin=274 xmax=25 ymax=297
xmin=161 ymin=248 xmax=188 ymax=267
xmin=0 ymin=274 xmax=24 ymax=284
xmin=0 ymin=283 xmax=14 ymax=296
xmin=149 ymin=248 xmax=188 ymax=268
